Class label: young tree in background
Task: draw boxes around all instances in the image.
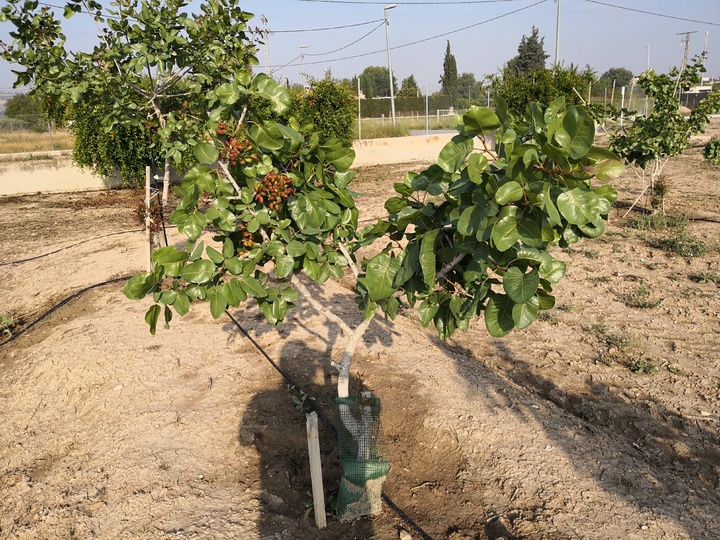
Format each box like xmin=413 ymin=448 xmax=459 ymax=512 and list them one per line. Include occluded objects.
xmin=397 ymin=75 xmax=420 ymax=98
xmin=506 ymin=26 xmax=548 ymax=77
xmin=359 ymin=66 xmax=396 ymax=99
xmin=439 ymin=40 xmax=459 ymax=108
xmin=597 ymin=67 xmax=634 ymax=91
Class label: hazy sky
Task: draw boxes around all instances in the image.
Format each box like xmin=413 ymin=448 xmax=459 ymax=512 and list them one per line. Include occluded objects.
xmin=1 ymin=0 xmax=719 ymax=93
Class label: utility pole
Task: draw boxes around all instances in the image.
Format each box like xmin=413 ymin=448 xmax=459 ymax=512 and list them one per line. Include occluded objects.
xmin=300 ymin=44 xmax=309 ymax=89
xmin=384 ymin=4 xmax=397 ymax=125
xmin=261 ymin=15 xmax=270 ymax=76
xmin=554 ymin=0 xmax=561 ymax=66
xmin=675 ymin=31 xmax=697 ymax=96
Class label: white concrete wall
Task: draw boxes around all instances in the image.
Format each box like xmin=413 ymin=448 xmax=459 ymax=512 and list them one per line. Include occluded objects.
xmin=0 ymin=134 xmax=455 ymax=196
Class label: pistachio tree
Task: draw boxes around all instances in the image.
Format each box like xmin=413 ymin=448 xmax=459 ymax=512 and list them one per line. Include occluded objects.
xmin=610 ymin=55 xmax=720 ymax=214
xmin=0 ymin=0 xmax=265 ymax=200
xmin=121 ymin=94 xmax=622 ymax=397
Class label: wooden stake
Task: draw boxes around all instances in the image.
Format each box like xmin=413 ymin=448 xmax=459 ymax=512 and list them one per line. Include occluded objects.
xmin=145 ymin=166 xmax=152 ymax=272
xmin=306 ymin=412 xmax=326 ymax=529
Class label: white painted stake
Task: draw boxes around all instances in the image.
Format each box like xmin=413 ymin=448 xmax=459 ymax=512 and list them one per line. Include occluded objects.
xmin=145 ymin=166 xmax=152 ymax=272
xmin=306 ymin=412 xmax=326 ymax=529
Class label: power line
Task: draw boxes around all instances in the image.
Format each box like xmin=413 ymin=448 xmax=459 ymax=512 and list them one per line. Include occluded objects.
xmin=270 ymin=0 xmax=546 ymax=68
xmin=306 ymin=21 xmax=385 ymax=56
xmin=296 ymin=0 xmax=521 ymax=4
xmin=582 ymin=0 xmax=720 ymax=28
xmin=270 ymin=18 xmax=384 ymax=33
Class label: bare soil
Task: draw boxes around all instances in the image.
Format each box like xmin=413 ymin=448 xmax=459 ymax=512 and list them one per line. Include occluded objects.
xmin=1 ymin=123 xmax=719 ymax=540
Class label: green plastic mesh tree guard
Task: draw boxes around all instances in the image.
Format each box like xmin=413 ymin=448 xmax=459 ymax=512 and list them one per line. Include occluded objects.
xmin=335 ymin=396 xmax=389 ymax=521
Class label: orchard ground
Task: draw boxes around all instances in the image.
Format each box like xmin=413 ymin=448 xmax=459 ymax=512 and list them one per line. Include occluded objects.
xmin=0 ymin=123 xmax=719 ymax=540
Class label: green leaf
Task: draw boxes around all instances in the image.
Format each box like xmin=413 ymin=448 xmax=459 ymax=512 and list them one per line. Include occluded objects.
xmin=152 ymin=246 xmax=187 ymax=266
xmin=249 ymin=121 xmax=284 ymax=150
xmin=251 ymin=73 xmax=291 ymax=115
xmin=484 ymin=293 xmax=515 ymax=337
xmin=145 ymin=304 xmax=161 ymax=336
xmin=503 ymin=267 xmax=540 ymax=304
xmin=123 ymin=273 xmax=158 ymax=300
xmin=593 ymin=158 xmax=625 ymax=181
xmin=495 ymin=181 xmax=524 ymax=205
xmin=173 ymin=293 xmax=191 ymax=316
xmin=240 ymin=276 xmax=268 ymax=298
xmin=420 ymin=229 xmax=439 ymax=288
xmin=287 ymin=240 xmax=306 ymax=257
xmin=180 ymin=260 xmax=216 ymax=284
xmin=457 ymin=205 xmax=485 ymax=237
xmin=512 ymin=296 xmax=539 ymax=329
xmin=275 ymin=254 xmax=295 ymax=279
xmin=543 ymin=184 xmax=562 ymax=227
xmin=225 ymin=256 xmax=244 ymax=275
xmin=418 ymin=300 xmax=439 ymax=327
xmin=206 ymin=246 xmax=224 ymax=264
xmin=385 ymin=197 xmax=408 ymax=214
xmin=537 ymin=290 xmax=556 ymax=310
xmin=208 ymin=287 xmax=227 ymax=319
xmin=229 ymin=278 xmax=248 ymax=303
xmin=559 ymin=106 xmax=595 ymax=159
xmin=539 ymin=258 xmax=567 ymax=283
xmin=463 ymin=107 xmax=502 ymax=133
xmin=164 ymin=306 xmax=173 ymax=330
xmin=556 ymin=188 xmax=602 ymax=225
xmin=491 ymin=215 xmax=520 ymax=252
xmin=194 ymin=142 xmax=219 ymax=164
xmin=437 ymin=136 xmax=474 ymax=173
xmin=216 ymin=82 xmax=240 ymax=105
xmin=365 ymin=252 xmax=401 ymax=301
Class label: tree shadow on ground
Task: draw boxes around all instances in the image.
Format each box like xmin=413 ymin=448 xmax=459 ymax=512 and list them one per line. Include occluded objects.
xmin=222 ymin=279 xmax=401 ymax=539
xmin=433 ymin=335 xmax=720 ymax=539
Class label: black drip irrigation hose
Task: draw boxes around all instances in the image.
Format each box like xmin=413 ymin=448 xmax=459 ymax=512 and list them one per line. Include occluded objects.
xmin=0 ymin=279 xmax=435 ymax=539
xmin=0 ymin=230 xmax=143 ymax=267
xmin=0 ymin=276 xmax=133 ymax=348
xmin=224 ymin=310 xmax=435 ymax=540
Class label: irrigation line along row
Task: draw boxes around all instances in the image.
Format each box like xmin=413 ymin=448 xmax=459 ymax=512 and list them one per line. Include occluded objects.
xmin=0 ymin=276 xmax=133 ymax=348
xmin=0 ymin=276 xmax=434 ymax=539
xmin=224 ymin=310 xmax=435 ymax=540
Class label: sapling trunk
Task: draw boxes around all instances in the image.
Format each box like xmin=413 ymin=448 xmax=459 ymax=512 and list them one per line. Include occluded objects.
xmin=162 ymin=157 xmax=171 ymax=206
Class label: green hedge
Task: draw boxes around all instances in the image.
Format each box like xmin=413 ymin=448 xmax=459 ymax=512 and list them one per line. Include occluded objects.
xmin=359 ymin=95 xmax=454 ymax=118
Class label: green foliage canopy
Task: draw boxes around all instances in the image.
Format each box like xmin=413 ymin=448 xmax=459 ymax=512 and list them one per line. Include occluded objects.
xmin=505 ymin=26 xmax=549 ymax=77
xmin=439 ymin=41 xmax=459 ymax=108
xmin=359 ymin=66 xmax=396 ymax=99
xmin=492 ymin=65 xmax=595 ymax=114
xmin=397 ymin=75 xmax=420 ymax=98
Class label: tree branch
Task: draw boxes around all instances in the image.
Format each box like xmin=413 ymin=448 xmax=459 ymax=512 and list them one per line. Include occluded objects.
xmin=338 ymin=242 xmax=359 ymax=278
xmin=437 ymin=252 xmax=466 ymax=280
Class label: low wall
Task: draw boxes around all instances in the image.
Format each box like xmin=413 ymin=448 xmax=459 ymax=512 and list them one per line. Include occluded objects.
xmin=0 ymin=151 xmax=123 ymax=196
xmin=0 ymin=134 xmax=455 ymax=196
xmin=352 ymin=133 xmax=455 ymax=167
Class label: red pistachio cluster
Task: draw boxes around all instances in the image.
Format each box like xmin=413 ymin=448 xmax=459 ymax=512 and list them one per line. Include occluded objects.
xmin=217 ymin=123 xmax=258 ymax=167
xmin=254 ymin=171 xmax=294 ymax=212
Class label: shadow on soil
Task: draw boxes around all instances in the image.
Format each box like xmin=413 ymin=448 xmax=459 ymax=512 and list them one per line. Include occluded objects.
xmin=434 ymin=335 xmax=720 ymax=539
xmin=222 ymin=281 xmax=403 ymax=539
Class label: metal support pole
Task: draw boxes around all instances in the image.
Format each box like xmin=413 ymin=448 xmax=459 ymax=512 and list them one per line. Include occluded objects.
xmin=384 ymin=4 xmax=397 ymax=125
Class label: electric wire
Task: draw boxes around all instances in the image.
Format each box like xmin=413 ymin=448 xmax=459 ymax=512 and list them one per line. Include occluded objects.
xmin=305 ymin=21 xmax=385 ymax=57
xmin=582 ymin=0 xmax=720 ymax=27
xmin=296 ymin=0 xmax=520 ymax=4
xmin=269 ymin=18 xmax=384 ymax=33
xmin=270 ymin=0 xmax=546 ymax=68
